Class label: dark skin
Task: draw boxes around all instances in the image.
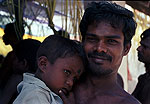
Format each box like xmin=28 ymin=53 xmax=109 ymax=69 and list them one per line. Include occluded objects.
xmin=59 ymin=22 xmax=140 ymax=104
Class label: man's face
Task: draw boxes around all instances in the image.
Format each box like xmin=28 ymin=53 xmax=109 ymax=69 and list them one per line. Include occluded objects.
xmin=2 ymin=29 xmax=19 ymax=46
xmin=2 ymin=32 xmax=10 ymax=45
xmin=137 ymin=37 xmax=150 ymax=64
xmin=82 ymin=22 xmax=130 ymax=77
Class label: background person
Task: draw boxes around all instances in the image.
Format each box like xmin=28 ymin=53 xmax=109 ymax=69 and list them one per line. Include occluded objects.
xmin=0 ymin=39 xmax=41 ymax=104
xmin=0 ymin=22 xmax=24 ymax=89
xmin=132 ymin=28 xmax=150 ymax=104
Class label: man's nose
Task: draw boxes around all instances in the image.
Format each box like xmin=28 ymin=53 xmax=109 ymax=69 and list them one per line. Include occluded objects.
xmin=95 ymin=41 xmax=107 ymax=53
xmin=137 ymin=45 xmax=142 ymax=52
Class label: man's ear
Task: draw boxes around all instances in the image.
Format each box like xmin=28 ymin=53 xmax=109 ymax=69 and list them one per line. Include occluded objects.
xmin=37 ymin=56 xmax=48 ymax=72
xmin=23 ymin=59 xmax=28 ymax=70
xmin=18 ymin=59 xmax=28 ymax=72
xmin=123 ymin=43 xmax=131 ymax=56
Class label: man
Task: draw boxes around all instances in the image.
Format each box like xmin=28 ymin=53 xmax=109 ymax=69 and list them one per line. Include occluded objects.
xmin=132 ymin=28 xmax=150 ymax=104
xmin=2 ymin=22 xmax=24 ymax=49
xmin=61 ymin=1 xmax=140 ymax=104
xmin=0 ymin=22 xmax=24 ymax=96
xmin=0 ymin=39 xmax=41 ymax=104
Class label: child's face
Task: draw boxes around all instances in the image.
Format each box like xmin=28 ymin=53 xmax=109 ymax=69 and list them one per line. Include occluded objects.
xmin=40 ymin=55 xmax=84 ymax=95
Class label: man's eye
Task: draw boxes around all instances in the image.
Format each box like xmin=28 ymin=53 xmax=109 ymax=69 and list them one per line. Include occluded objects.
xmin=86 ymin=37 xmax=98 ymax=42
xmin=142 ymin=45 xmax=147 ymax=49
xmin=64 ymin=70 xmax=71 ymax=76
xmin=107 ymin=39 xmax=118 ymax=44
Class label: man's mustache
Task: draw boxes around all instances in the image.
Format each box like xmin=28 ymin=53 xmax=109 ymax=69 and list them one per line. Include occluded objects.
xmin=88 ymin=51 xmax=112 ymax=62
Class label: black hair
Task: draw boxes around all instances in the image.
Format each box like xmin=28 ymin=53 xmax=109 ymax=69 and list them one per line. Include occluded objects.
xmin=37 ymin=35 xmax=87 ymax=66
xmin=80 ymin=1 xmax=137 ymax=46
xmin=0 ymin=55 xmax=4 ymax=64
xmin=14 ymin=39 xmax=41 ymax=73
xmin=4 ymin=22 xmax=25 ymax=40
xmin=141 ymin=28 xmax=150 ymax=40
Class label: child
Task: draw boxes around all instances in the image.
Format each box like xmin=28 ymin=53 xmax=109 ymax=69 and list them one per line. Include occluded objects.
xmin=13 ymin=35 xmax=86 ymax=104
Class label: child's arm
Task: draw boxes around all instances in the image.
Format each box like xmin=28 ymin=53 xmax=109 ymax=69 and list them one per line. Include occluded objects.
xmin=59 ymin=90 xmax=76 ymax=104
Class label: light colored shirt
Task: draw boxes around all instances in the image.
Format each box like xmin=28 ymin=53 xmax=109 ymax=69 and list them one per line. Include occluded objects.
xmin=13 ymin=73 xmax=63 ymax=104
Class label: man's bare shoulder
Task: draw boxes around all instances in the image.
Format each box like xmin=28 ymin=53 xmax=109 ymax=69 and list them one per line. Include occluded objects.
xmin=118 ymin=93 xmax=141 ymax=104
xmin=73 ymin=82 xmax=141 ymax=104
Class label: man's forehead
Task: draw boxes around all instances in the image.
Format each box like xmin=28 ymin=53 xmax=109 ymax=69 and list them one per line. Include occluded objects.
xmin=141 ymin=37 xmax=150 ymax=46
xmin=87 ymin=22 xmax=123 ymax=34
xmin=142 ymin=37 xmax=150 ymax=42
xmin=86 ymin=32 xmax=122 ymax=39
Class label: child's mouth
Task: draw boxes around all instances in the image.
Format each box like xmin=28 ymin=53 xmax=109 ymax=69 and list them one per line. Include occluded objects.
xmin=61 ymin=88 xmax=69 ymax=96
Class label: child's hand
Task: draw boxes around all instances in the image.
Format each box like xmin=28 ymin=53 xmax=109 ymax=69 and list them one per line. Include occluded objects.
xmin=59 ymin=90 xmax=75 ymax=104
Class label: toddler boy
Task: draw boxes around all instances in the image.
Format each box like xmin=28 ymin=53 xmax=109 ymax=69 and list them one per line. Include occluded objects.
xmin=13 ymin=35 xmax=86 ymax=104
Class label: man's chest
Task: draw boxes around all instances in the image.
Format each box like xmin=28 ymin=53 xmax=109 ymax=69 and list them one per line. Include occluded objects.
xmin=74 ymin=90 xmax=121 ymax=104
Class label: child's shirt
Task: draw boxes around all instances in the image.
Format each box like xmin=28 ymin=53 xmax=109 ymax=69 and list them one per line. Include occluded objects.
xmin=13 ymin=73 xmax=63 ymax=104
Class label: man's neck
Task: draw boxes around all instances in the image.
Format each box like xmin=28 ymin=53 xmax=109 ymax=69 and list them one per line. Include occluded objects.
xmin=87 ymin=73 xmax=118 ymax=90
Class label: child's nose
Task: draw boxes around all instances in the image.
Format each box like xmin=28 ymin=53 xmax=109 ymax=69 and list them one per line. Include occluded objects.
xmin=66 ymin=79 xmax=73 ymax=89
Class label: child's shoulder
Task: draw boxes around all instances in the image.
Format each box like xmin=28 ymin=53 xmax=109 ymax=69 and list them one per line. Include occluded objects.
xmin=14 ymin=80 xmax=51 ymax=104
xmin=18 ymin=73 xmax=51 ymax=96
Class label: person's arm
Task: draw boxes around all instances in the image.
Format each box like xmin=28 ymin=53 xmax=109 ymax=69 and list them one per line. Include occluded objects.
xmin=0 ymin=51 xmax=15 ymax=85
xmin=0 ymin=74 xmax=22 ymax=104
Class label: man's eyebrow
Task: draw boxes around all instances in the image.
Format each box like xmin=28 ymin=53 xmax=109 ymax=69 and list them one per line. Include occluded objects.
xmin=86 ymin=33 xmax=121 ymax=39
xmin=86 ymin=33 xmax=97 ymax=37
xmin=105 ymin=35 xmax=121 ymax=39
xmin=141 ymin=42 xmax=150 ymax=49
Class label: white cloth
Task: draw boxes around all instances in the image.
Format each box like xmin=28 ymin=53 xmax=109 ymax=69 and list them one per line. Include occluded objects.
xmin=13 ymin=73 xmax=63 ymax=104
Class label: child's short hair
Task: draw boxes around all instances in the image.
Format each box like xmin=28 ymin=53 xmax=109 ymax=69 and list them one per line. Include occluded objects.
xmin=37 ymin=35 xmax=87 ymax=66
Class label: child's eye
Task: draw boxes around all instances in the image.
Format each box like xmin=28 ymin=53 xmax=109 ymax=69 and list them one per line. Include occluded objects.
xmin=64 ymin=70 xmax=71 ymax=76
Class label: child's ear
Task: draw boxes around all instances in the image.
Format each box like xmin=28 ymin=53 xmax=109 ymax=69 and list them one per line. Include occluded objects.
xmin=123 ymin=43 xmax=131 ymax=56
xmin=37 ymin=56 xmax=48 ymax=72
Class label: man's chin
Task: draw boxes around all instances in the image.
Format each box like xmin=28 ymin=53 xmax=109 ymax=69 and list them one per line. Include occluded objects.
xmin=87 ymin=63 xmax=112 ymax=76
xmin=138 ymin=58 xmax=144 ymax=63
